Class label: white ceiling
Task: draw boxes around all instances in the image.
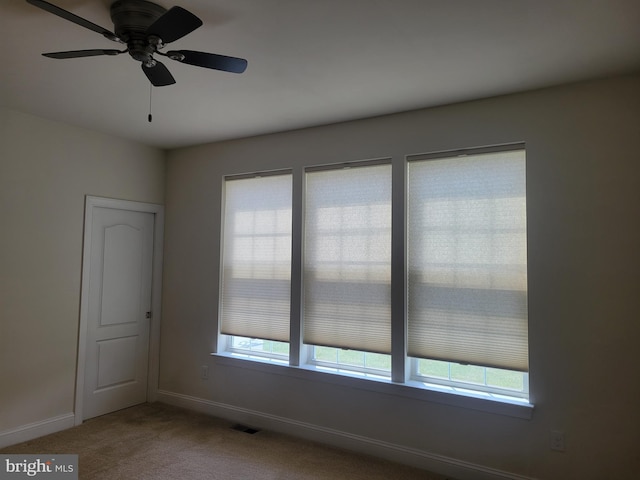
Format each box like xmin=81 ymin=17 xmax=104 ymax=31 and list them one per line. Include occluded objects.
xmin=2 ymin=0 xmax=639 ymax=149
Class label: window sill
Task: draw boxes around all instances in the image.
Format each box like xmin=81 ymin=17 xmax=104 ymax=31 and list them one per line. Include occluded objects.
xmin=212 ymin=352 xmax=533 ymax=420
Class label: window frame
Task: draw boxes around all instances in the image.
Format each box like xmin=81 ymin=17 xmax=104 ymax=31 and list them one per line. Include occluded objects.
xmin=306 ymin=345 xmax=392 ymax=379
xmin=303 ymin=159 xmax=393 ymax=355
xmin=409 ymin=358 xmax=530 ymax=400
xmin=215 ymin=146 xmax=533 ymax=419
xmin=218 ymin=169 xmax=294 ymax=346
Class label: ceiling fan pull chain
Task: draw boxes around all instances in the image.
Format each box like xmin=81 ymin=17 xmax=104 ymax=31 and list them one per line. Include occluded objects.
xmin=148 ymin=82 xmax=153 ymax=123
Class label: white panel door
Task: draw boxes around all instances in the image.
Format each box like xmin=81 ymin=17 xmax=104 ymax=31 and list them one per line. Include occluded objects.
xmin=83 ymin=207 xmax=154 ymax=419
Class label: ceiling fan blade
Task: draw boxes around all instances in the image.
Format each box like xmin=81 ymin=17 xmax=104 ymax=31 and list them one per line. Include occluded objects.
xmin=26 ymin=0 xmax=119 ymax=42
xmin=43 ymin=49 xmax=125 ymax=59
xmin=146 ymin=6 xmax=202 ymax=44
xmin=167 ymin=50 xmax=248 ymax=74
xmin=142 ymin=61 xmax=176 ymax=87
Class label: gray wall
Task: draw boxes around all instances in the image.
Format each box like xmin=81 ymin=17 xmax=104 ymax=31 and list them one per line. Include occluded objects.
xmin=0 ymin=107 xmax=165 ymax=432
xmin=161 ymin=74 xmax=640 ymax=479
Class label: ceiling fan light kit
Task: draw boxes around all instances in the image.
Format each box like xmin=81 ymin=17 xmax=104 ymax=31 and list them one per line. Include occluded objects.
xmin=26 ymin=0 xmax=248 ymax=87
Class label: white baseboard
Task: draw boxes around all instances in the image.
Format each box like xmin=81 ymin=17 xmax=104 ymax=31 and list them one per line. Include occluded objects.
xmin=156 ymin=390 xmax=535 ymax=480
xmin=0 ymin=413 xmax=75 ymax=450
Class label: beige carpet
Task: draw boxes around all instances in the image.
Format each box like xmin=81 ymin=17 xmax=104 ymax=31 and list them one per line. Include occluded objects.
xmin=2 ymin=403 xmax=448 ymax=479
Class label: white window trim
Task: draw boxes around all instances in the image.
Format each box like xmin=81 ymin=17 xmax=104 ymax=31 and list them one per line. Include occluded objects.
xmin=216 ymin=146 xmax=533 ymax=420
xmin=212 ymin=351 xmax=533 ymax=420
xmin=221 ymin=336 xmax=529 ymax=404
xmin=305 ymin=345 xmax=392 ymax=379
xmin=409 ymin=359 xmax=530 ymax=400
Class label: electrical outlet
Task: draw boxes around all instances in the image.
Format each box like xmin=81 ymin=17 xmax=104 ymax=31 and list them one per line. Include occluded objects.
xmin=200 ymin=365 xmax=209 ymax=380
xmin=550 ymin=430 xmax=565 ymax=452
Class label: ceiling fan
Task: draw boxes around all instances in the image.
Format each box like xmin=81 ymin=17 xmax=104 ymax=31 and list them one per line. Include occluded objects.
xmin=26 ymin=0 xmax=248 ymax=87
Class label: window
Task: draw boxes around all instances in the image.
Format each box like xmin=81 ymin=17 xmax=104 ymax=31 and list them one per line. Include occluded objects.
xmin=406 ymin=146 xmax=528 ymax=397
xmin=304 ymin=162 xmax=392 ymax=355
xmin=412 ymin=359 xmax=529 ymax=399
xmin=219 ymin=172 xmax=292 ymax=355
xmin=310 ymin=346 xmax=391 ymax=379
xmin=226 ymin=335 xmax=289 ymax=363
xmin=218 ymin=145 xmax=529 ymax=406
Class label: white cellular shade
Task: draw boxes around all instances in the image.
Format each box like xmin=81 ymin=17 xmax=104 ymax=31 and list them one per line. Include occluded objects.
xmin=407 ymin=149 xmax=528 ymax=371
xmin=220 ymin=174 xmax=292 ymax=342
xmin=304 ymin=163 xmax=392 ymax=354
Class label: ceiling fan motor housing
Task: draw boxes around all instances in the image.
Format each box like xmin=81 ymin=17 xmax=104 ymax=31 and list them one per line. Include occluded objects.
xmin=110 ymin=0 xmax=166 ymax=63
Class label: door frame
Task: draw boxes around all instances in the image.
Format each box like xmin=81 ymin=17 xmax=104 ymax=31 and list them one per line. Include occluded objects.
xmin=75 ymin=196 xmax=164 ymax=425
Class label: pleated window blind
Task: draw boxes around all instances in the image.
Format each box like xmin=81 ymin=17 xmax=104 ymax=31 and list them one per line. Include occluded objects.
xmin=220 ymin=173 xmax=292 ymax=342
xmin=407 ymin=148 xmax=528 ymax=371
xmin=303 ymin=162 xmax=392 ymax=354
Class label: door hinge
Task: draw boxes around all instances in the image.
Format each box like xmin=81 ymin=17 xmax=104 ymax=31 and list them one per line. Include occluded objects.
xmin=146 ymin=311 xmax=152 ymax=319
